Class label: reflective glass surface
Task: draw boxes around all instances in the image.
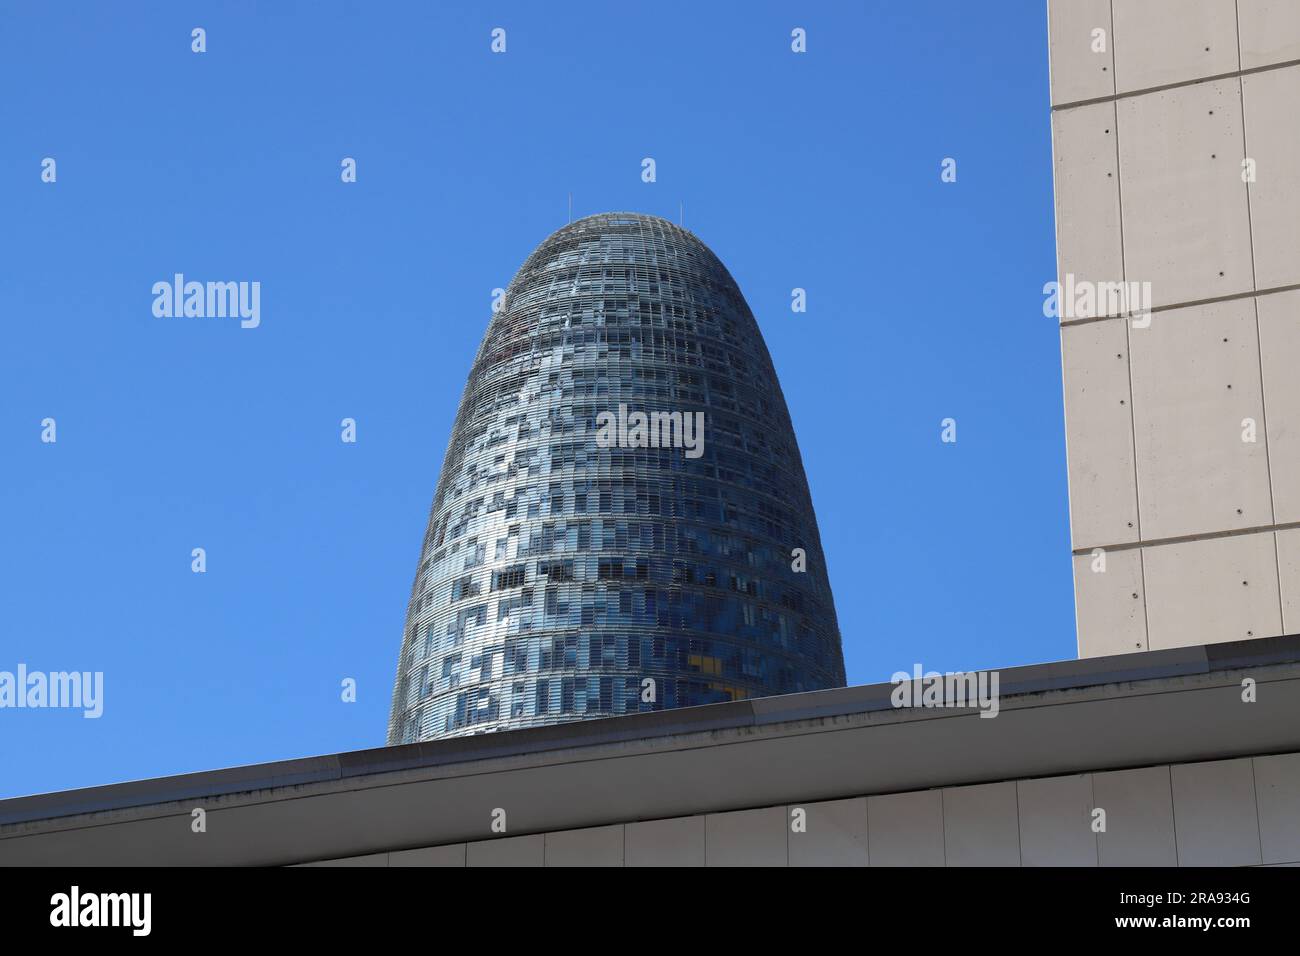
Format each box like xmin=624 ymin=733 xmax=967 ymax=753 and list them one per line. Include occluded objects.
xmin=387 ymin=213 xmax=844 ymax=743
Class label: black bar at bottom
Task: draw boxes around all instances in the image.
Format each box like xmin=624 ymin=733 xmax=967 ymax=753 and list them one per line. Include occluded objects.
xmin=0 ymin=865 xmax=1287 ymax=940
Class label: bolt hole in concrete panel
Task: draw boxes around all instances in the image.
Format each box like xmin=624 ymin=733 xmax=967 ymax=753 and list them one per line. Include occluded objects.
xmin=1117 ymin=80 xmax=1253 ymax=308
xmin=1073 ymin=548 xmax=1147 ymax=656
xmin=1061 ymin=320 xmax=1139 ymax=549
xmin=1111 ymin=0 xmax=1239 ymax=93
xmin=1047 ymin=0 xmax=1116 ymax=105
xmin=1051 ymin=103 xmax=1124 ymax=308
xmin=1128 ymin=299 xmax=1270 ymax=540
xmin=1142 ymin=533 xmax=1281 ymax=648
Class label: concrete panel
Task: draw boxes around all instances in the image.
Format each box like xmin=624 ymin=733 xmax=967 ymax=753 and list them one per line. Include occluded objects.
xmin=1143 ymin=533 xmax=1282 ymax=648
xmin=1277 ymin=529 xmax=1300 ymax=633
xmin=389 ymin=843 xmax=466 ymax=867
xmin=1129 ymin=299 xmax=1271 ymax=540
xmin=1118 ymin=80 xmax=1253 ymax=308
xmin=1243 ymin=69 xmax=1300 ymax=289
xmin=1074 ymin=547 xmax=1148 ymax=657
xmin=1061 ymin=320 xmax=1139 ymax=548
xmin=1047 ymin=0 xmax=1115 ymax=105
xmin=1018 ymin=774 xmax=1098 ymax=865
xmin=544 ymin=825 xmax=623 ymax=867
xmin=625 ymin=816 xmax=704 ymax=867
xmin=1259 ymin=291 xmax=1300 ymax=522
xmin=1093 ymin=765 xmax=1178 ymax=866
xmin=1170 ymin=758 xmax=1262 ymax=866
xmin=705 ymin=806 xmax=787 ymax=866
xmin=1112 ymin=0 xmax=1239 ymax=93
xmin=1052 ymin=103 xmax=1125 ymax=310
xmin=867 ymin=790 xmax=944 ymax=867
xmin=1254 ymin=753 xmax=1300 ymax=865
xmin=1238 ymin=0 xmax=1300 ymax=69
xmin=466 ymin=834 xmax=545 ymax=867
xmin=942 ymin=782 xmax=1020 ymax=866
xmin=788 ymin=798 xmax=869 ymax=867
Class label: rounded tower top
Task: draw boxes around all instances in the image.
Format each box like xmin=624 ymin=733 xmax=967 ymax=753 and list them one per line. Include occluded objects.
xmin=387 ymin=210 xmax=844 ymax=744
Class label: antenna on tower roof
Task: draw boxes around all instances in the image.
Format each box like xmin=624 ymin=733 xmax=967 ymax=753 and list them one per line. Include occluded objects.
xmin=568 ymin=193 xmax=572 ymax=224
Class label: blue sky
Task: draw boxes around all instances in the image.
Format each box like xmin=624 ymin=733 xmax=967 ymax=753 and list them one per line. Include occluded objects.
xmin=0 ymin=1 xmax=1067 ymax=798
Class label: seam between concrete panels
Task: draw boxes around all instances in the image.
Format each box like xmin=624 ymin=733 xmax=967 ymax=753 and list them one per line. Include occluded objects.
xmin=1106 ymin=0 xmax=1117 ymax=98
xmin=1248 ymin=294 xmax=1285 ymax=629
xmin=1051 ymin=56 xmax=1300 ymax=111
xmin=1235 ymin=0 xmax=1257 ymax=299
xmin=862 ymin=795 xmax=870 ymax=867
xmin=1235 ymin=0 xmax=1244 ymax=75
xmin=939 ymin=789 xmax=947 ymax=867
xmin=1250 ymin=757 xmax=1266 ymax=865
xmin=1088 ymin=772 xmax=1100 ymax=866
xmin=1013 ymin=779 xmax=1027 ymax=863
xmin=1166 ymin=764 xmax=1181 ymax=866
xmin=1014 ymin=780 xmax=1023 ymax=866
xmin=1273 ymin=530 xmax=1286 ymax=632
xmin=1107 ymin=81 xmax=1151 ymax=650
xmin=1232 ymin=34 xmax=1287 ymax=633
xmin=1107 ymin=0 xmax=1120 ymax=100
xmin=1109 ymin=88 xmax=1147 ymax=563
xmin=1137 ymin=548 xmax=1152 ymax=651
xmin=1072 ymin=518 xmax=1300 ymax=556
xmin=1059 ymin=281 xmax=1300 ymax=328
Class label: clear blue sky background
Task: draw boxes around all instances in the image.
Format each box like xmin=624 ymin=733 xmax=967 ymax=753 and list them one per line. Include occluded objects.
xmin=0 ymin=1 xmax=1068 ymax=799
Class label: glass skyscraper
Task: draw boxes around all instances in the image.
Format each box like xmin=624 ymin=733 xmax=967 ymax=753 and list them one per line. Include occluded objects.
xmin=387 ymin=213 xmax=844 ymax=744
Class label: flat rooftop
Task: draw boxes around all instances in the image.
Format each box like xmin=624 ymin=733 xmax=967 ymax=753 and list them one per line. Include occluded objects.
xmin=4 ymin=635 xmax=1300 ymax=865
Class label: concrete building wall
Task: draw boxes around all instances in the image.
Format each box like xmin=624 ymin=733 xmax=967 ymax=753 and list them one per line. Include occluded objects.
xmin=11 ymin=642 xmax=1297 ymax=867
xmin=1049 ymin=0 xmax=1300 ymax=656
xmin=299 ymin=752 xmax=1300 ymax=867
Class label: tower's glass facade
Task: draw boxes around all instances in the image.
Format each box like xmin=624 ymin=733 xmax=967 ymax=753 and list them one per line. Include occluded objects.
xmin=387 ymin=213 xmax=844 ymax=744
